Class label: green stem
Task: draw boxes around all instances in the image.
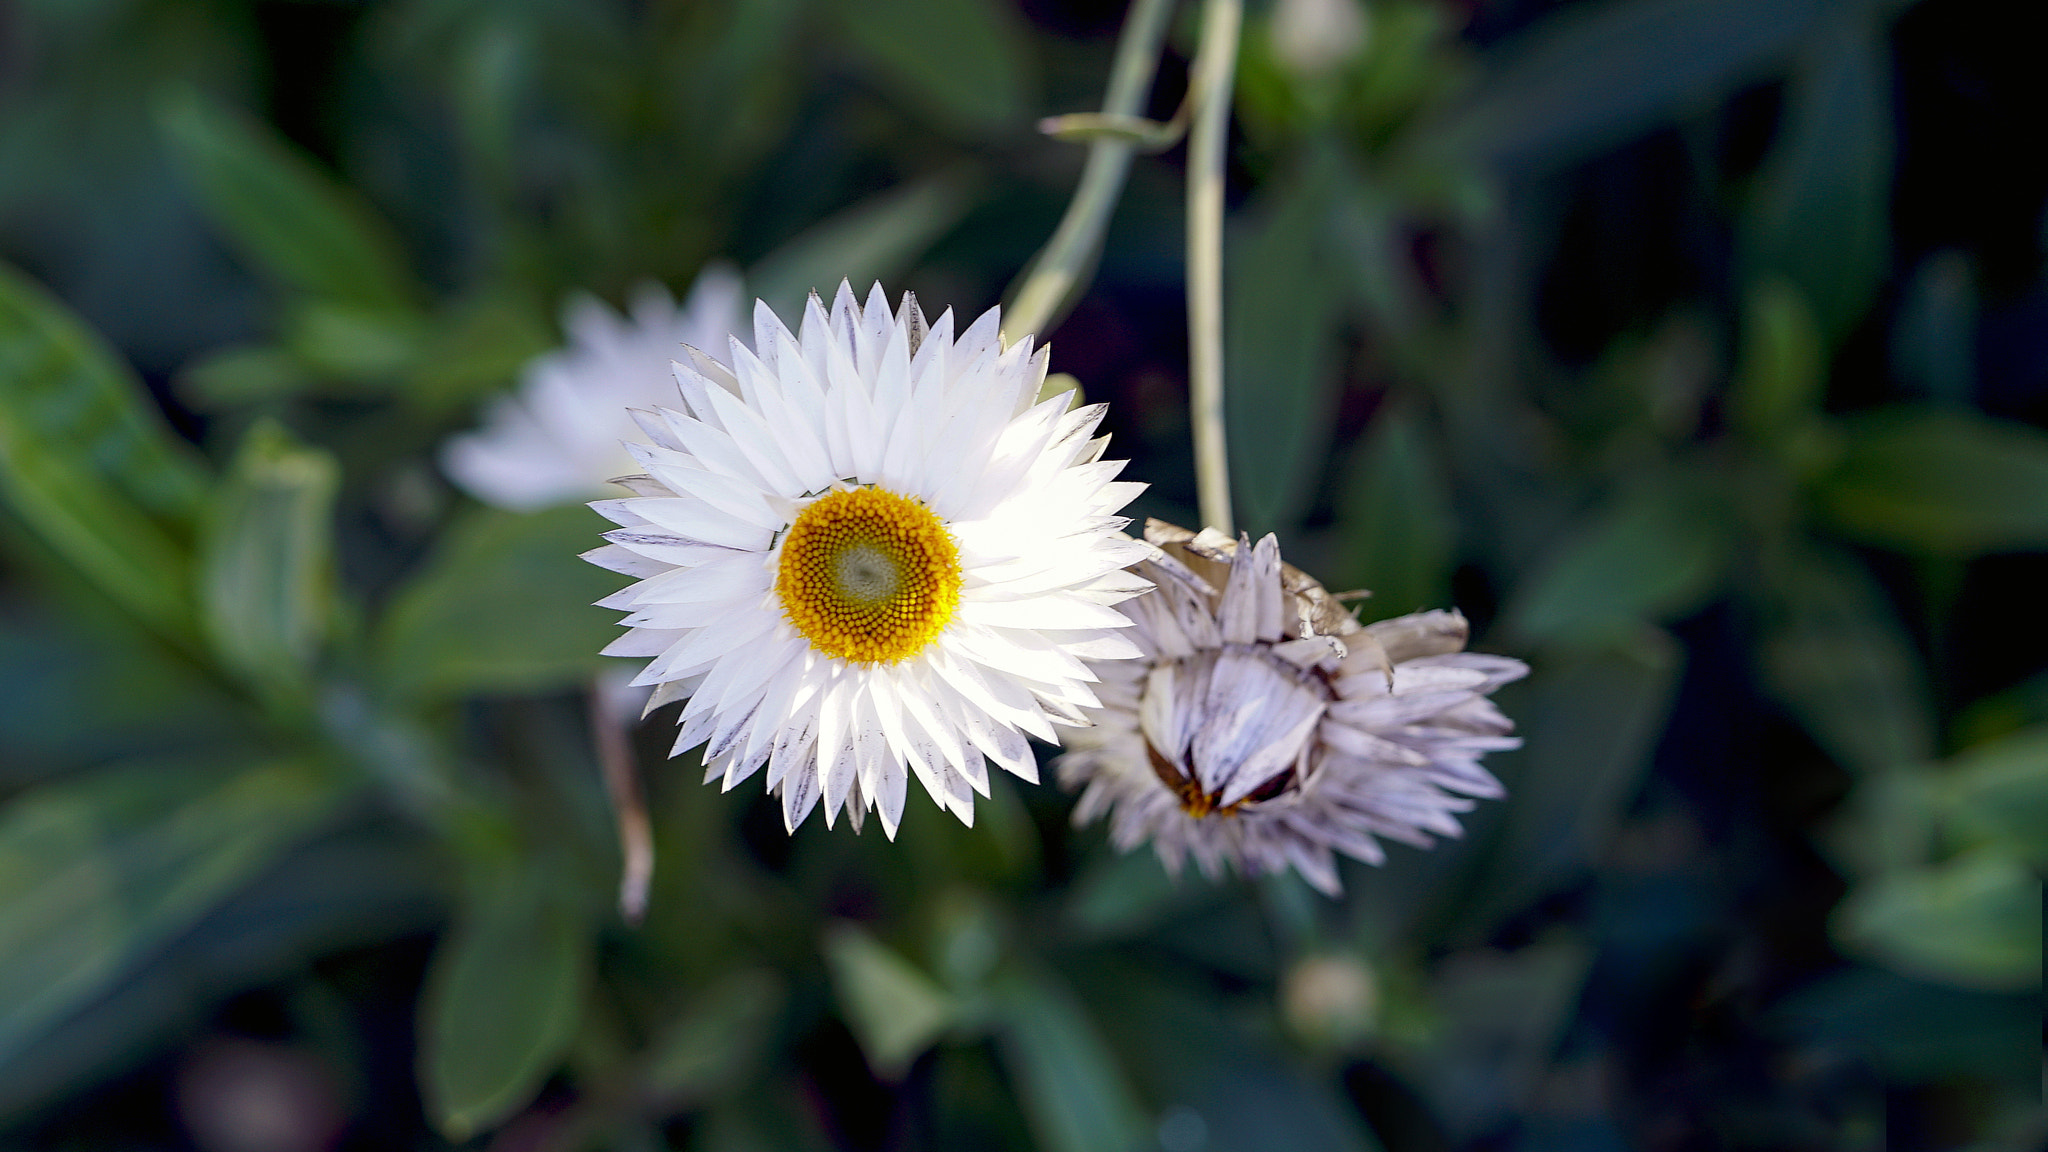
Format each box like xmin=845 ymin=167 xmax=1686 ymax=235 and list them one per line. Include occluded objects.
xmin=1187 ymin=0 xmax=1240 ymax=536
xmin=1004 ymin=0 xmax=1177 ymax=340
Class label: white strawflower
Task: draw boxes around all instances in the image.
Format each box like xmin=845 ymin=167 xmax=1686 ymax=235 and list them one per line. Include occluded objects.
xmin=1057 ymin=521 xmax=1526 ymax=896
xmin=441 ymin=266 xmax=746 ymax=510
xmin=584 ymin=282 xmax=1151 ymax=838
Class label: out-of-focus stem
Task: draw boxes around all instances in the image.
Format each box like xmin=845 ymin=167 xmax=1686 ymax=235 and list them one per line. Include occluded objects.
xmin=589 ymin=680 xmax=653 ymax=924
xmin=1005 ymin=0 xmax=1177 ymax=340
xmin=1187 ymin=0 xmax=1240 ymax=536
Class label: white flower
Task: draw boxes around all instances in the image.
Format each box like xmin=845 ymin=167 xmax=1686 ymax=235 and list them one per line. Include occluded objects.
xmin=1057 ymin=521 xmax=1526 ymax=896
xmin=441 ymin=266 xmax=747 ymax=511
xmin=584 ymin=282 xmax=1151 ymax=838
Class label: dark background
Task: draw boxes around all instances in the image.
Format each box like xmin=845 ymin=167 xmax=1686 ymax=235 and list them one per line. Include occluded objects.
xmin=0 ymin=0 xmax=2040 ymax=1148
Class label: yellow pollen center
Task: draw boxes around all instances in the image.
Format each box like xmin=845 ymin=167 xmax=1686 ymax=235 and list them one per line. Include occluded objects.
xmin=774 ymin=486 xmax=962 ymax=665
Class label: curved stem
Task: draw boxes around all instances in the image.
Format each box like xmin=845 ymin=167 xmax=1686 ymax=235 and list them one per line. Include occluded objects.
xmin=1186 ymin=0 xmax=1240 ymax=536
xmin=1005 ymin=0 xmax=1178 ymax=340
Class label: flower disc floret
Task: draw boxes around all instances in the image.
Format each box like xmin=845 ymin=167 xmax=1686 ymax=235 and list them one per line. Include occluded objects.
xmin=775 ymin=486 xmax=961 ymax=665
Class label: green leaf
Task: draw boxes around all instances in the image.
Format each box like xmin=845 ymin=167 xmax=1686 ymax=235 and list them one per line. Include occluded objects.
xmin=1744 ymin=15 xmax=1891 ymax=340
xmin=823 ymin=922 xmax=956 ymax=1079
xmin=1226 ymin=163 xmax=1346 ymax=535
xmin=1729 ymin=277 xmax=1826 ymax=444
xmin=0 ymin=758 xmax=349 ymax=1065
xmin=418 ymin=864 xmax=589 ymax=1140
xmin=749 ymin=172 xmax=979 ymax=324
xmin=1339 ymin=403 xmax=1454 ymax=618
xmin=828 ymin=0 xmax=1032 ymax=134
xmin=158 ymin=88 xmax=420 ymax=311
xmin=1834 ymin=850 xmax=2041 ymax=992
xmin=374 ymin=505 xmax=620 ymax=699
xmin=0 ymin=262 xmax=206 ymax=640
xmin=992 ymin=969 xmax=1148 ymax=1152
xmin=200 ymin=420 xmax=339 ymax=697
xmin=1755 ymin=543 xmax=1933 ymax=775
xmin=1504 ymin=474 xmax=1728 ymax=642
xmin=1467 ymin=630 xmax=1681 ymax=925
xmin=639 ymin=970 xmax=787 ymax=1104
xmin=1420 ymin=0 xmax=1848 ymax=173
xmin=1816 ymin=406 xmax=2048 ymax=555
xmin=1942 ymin=727 xmax=2048 ymax=866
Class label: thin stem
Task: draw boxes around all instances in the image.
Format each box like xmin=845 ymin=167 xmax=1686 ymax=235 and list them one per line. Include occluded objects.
xmin=589 ymin=680 xmax=654 ymax=924
xmin=1187 ymin=0 xmax=1240 ymax=536
xmin=1004 ymin=0 xmax=1177 ymax=340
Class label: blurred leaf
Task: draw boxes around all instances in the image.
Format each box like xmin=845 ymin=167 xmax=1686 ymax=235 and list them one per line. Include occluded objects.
xmin=1420 ymin=0 xmax=1846 ymax=173
xmin=1095 ymin=975 xmax=1384 ymax=1152
xmin=1406 ymin=939 xmax=1593 ymax=1141
xmin=1226 ymin=161 xmax=1346 ymax=534
xmin=1504 ymin=474 xmax=1728 ymax=642
xmin=176 ymin=345 xmax=314 ymax=408
xmin=1815 ymin=405 xmax=2048 ymax=555
xmin=0 ymin=757 xmax=350 ymax=1066
xmin=823 ymin=922 xmax=956 ymax=1079
xmin=992 ymin=969 xmax=1149 ymax=1152
xmin=1755 ymin=543 xmax=1932 ymax=774
xmin=1941 ymin=726 xmax=2048 ymax=866
xmin=1064 ymin=847 xmax=1195 ymax=941
xmin=1889 ymin=249 xmax=1977 ymax=405
xmin=200 ymin=420 xmax=339 ymax=697
xmin=282 ymin=299 xmax=428 ymax=383
xmin=639 ymin=969 xmax=786 ymax=1104
xmin=406 ymin=295 xmax=554 ymax=413
xmin=1469 ymin=629 xmax=1681 ymax=926
xmin=1834 ymin=850 xmax=2040 ymax=992
xmin=0 ymin=826 xmax=443 ymax=1122
xmin=1744 ymin=15 xmax=1891 ymax=340
xmin=158 ymin=88 xmax=420 ymax=311
xmin=1340 ymin=404 xmax=1453 ymax=616
xmin=1772 ymin=965 xmax=2040 ymax=1083
xmin=418 ymin=863 xmax=589 ymax=1141
xmin=749 ymin=172 xmax=979 ymax=323
xmin=373 ymin=505 xmax=619 ymax=699
xmin=1729 ymin=277 xmax=1825 ymax=444
xmin=0 ymin=262 xmax=205 ymax=640
xmin=828 ymin=0 xmax=1032 ymax=134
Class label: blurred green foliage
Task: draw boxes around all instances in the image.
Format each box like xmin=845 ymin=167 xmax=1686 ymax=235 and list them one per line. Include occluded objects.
xmin=0 ymin=0 xmax=2042 ymax=1149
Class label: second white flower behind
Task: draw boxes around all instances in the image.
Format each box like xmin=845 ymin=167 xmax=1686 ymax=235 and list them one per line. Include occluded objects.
xmin=586 ymin=282 xmax=1151 ymax=837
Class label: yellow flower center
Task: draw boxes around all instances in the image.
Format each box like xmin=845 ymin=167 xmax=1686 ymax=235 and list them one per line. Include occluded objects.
xmin=774 ymin=486 xmax=962 ymax=665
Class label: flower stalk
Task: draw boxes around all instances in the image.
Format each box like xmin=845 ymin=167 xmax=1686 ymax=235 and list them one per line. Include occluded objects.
xmin=1186 ymin=0 xmax=1241 ymax=536
xmin=1005 ymin=0 xmax=1178 ymax=339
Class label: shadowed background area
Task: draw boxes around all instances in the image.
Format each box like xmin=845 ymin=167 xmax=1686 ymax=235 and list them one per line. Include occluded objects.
xmin=0 ymin=0 xmax=2041 ymax=1148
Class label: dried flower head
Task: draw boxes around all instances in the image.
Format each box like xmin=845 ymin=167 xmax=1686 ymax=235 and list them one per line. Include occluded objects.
xmin=1057 ymin=521 xmax=1526 ymax=895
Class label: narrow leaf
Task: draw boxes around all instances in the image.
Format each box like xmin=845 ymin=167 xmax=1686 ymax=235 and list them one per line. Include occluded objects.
xmin=1834 ymin=850 xmax=2041 ymax=992
xmin=828 ymin=0 xmax=1032 ymax=134
xmin=158 ymin=88 xmax=420 ymax=310
xmin=1339 ymin=404 xmax=1454 ymax=618
xmin=373 ymin=505 xmax=620 ymax=699
xmin=823 ymin=922 xmax=956 ymax=1079
xmin=0 ymin=758 xmax=348 ymax=1065
xmin=0 ymin=262 xmax=205 ymax=639
xmin=1816 ymin=405 xmax=2048 ymax=555
xmin=1942 ymin=727 xmax=2048 ymax=867
xmin=1744 ymin=15 xmax=1892 ymax=339
xmin=1504 ymin=474 xmax=1728 ymax=642
xmin=1226 ymin=163 xmax=1346 ymax=535
xmin=749 ymin=173 xmax=978 ymax=324
xmin=1755 ymin=543 xmax=1933 ymax=774
xmin=993 ymin=970 xmax=1148 ymax=1152
xmin=201 ymin=420 xmax=339 ymax=695
xmin=418 ymin=867 xmax=588 ymax=1140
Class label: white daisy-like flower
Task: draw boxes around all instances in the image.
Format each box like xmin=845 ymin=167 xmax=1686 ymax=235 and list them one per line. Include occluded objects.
xmin=1057 ymin=521 xmax=1527 ymax=896
xmin=442 ymin=266 xmax=746 ymax=511
xmin=583 ymin=282 xmax=1152 ymax=838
